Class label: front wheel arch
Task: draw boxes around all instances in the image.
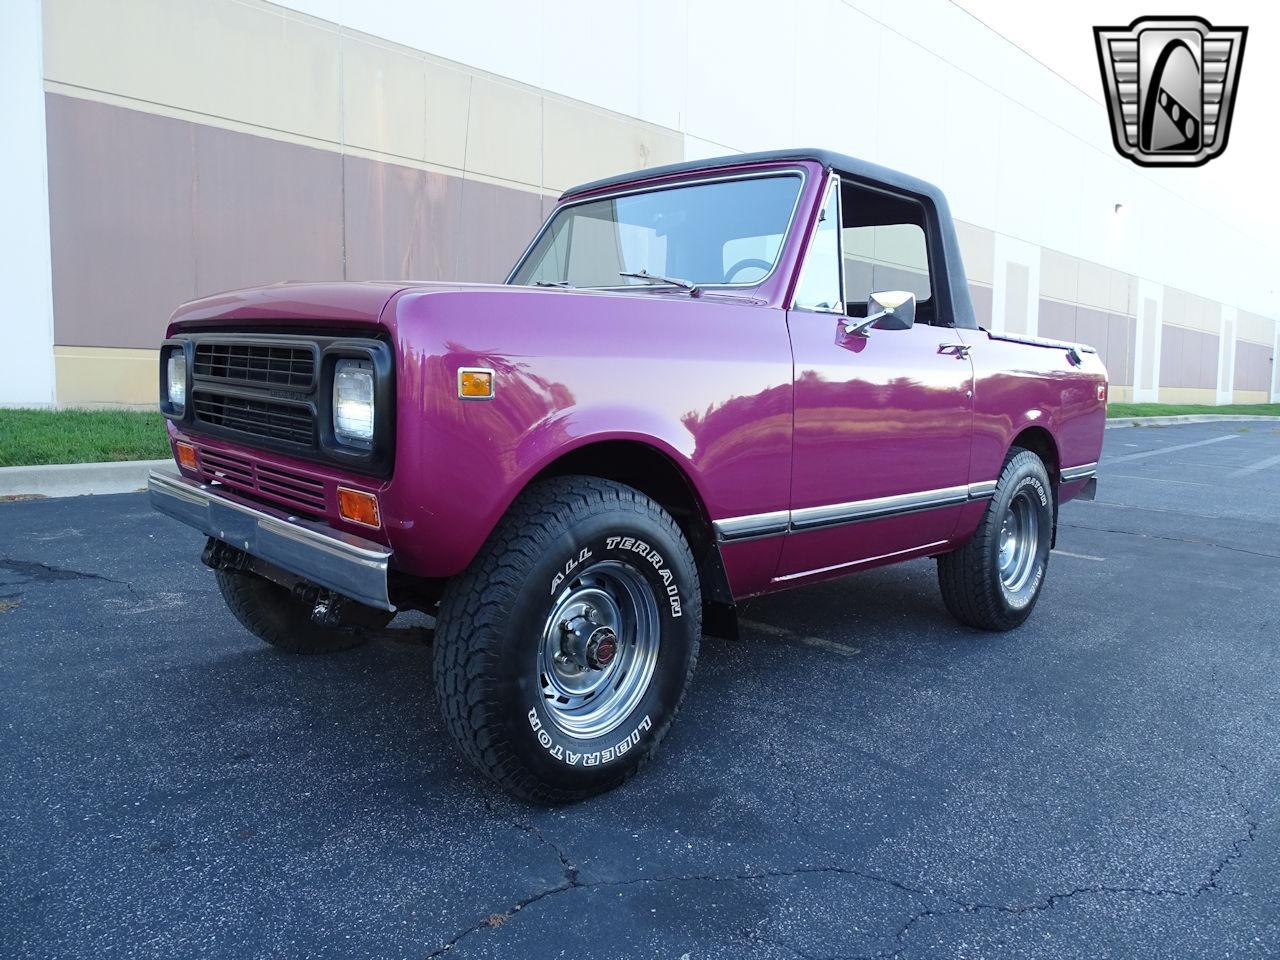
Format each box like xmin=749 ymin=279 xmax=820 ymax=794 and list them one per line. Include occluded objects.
xmin=529 ymin=439 xmax=737 ymax=634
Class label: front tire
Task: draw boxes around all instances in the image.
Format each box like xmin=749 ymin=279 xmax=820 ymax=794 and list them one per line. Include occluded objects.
xmin=937 ymin=448 xmax=1053 ymax=631
xmin=432 ymin=476 xmax=701 ymax=803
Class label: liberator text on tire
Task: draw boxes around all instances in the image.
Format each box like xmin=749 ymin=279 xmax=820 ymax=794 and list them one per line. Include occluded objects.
xmin=432 ymin=476 xmax=702 ymax=803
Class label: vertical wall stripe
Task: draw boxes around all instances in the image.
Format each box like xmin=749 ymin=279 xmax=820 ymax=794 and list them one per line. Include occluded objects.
xmin=1134 ymin=281 xmax=1164 ymax=403
xmin=1273 ymin=324 xmax=1280 ymax=402
xmin=0 ymin=0 xmax=57 ymax=405
xmin=1217 ymin=307 xmax=1236 ymax=403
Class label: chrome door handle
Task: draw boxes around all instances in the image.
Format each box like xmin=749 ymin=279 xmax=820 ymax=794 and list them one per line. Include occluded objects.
xmin=938 ymin=343 xmax=971 ymax=358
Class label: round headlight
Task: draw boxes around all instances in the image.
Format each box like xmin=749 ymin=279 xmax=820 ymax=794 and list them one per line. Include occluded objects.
xmin=166 ymin=352 xmax=186 ymax=414
xmin=333 ymin=359 xmax=375 ymax=447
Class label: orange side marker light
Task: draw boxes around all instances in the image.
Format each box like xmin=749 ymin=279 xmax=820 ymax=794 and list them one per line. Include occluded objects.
xmin=337 ymin=487 xmax=381 ymax=528
xmin=458 ymin=368 xmax=495 ymax=399
xmin=175 ymin=441 xmax=198 ymax=470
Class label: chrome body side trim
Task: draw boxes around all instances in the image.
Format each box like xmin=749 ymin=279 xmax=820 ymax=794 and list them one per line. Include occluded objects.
xmin=712 ymin=510 xmax=791 ymax=542
xmin=1060 ymin=461 xmax=1100 ymax=482
xmin=714 ymin=480 xmax=1001 ymax=543
xmin=790 ymin=485 xmax=970 ymax=530
xmin=966 ymin=479 xmax=999 ymax=499
xmin=148 ymin=467 xmax=394 ymax=611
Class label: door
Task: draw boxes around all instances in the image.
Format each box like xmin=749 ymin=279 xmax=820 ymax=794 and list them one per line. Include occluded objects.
xmin=776 ymin=176 xmax=975 ymax=581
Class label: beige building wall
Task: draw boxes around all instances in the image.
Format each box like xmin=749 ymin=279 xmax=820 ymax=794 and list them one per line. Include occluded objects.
xmin=39 ymin=0 xmax=682 ymax=405
xmin=24 ymin=0 xmax=1280 ymax=407
xmin=1036 ymin=247 xmax=1137 ymax=395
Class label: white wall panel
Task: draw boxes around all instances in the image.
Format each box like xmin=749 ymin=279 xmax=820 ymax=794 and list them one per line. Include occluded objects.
xmin=1273 ymin=326 xmax=1280 ymax=402
xmin=681 ymin=133 xmax=735 ymax=162
xmin=684 ymin=0 xmax=797 ymax=151
xmin=1218 ymin=305 xmax=1238 ymax=402
xmin=185 ymin=0 xmax=1280 ymax=351
xmin=991 ymin=234 xmax=1041 ymax=336
xmin=938 ymin=70 xmax=999 ymax=226
xmin=794 ymin=1 xmax=880 ymax=163
xmin=873 ymin=29 xmax=947 ymax=188
xmin=992 ymin=100 xmax=1045 ymax=245
xmin=1 ymin=0 xmax=56 ymax=405
xmin=1134 ymin=278 xmax=1164 ymax=402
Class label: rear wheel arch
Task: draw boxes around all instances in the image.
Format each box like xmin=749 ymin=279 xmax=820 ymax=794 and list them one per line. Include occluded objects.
xmin=1008 ymin=425 xmax=1060 ymax=547
xmin=1009 ymin=425 xmax=1060 ymax=483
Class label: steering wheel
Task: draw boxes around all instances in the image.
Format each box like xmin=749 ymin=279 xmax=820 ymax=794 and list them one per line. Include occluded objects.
xmin=722 ymin=258 xmax=772 ymax=284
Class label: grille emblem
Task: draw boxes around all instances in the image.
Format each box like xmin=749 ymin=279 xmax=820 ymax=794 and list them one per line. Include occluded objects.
xmin=1094 ymin=16 xmax=1247 ymax=167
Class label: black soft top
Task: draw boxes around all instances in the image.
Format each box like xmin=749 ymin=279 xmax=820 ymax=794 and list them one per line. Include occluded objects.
xmin=560 ymin=148 xmax=978 ymax=330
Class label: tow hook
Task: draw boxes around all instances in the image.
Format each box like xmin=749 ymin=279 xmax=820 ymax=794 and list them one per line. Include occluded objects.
xmin=309 ymin=591 xmax=349 ymax=627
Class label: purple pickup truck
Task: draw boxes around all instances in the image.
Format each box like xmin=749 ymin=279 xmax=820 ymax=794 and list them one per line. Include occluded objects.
xmin=150 ymin=149 xmax=1106 ymax=801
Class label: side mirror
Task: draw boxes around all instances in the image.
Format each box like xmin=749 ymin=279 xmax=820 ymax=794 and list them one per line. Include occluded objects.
xmin=844 ymin=290 xmax=917 ymax=336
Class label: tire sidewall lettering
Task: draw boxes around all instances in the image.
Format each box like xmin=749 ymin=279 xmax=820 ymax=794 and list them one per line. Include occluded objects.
xmin=999 ymin=468 xmax=1051 ymax=610
xmin=528 ymin=707 xmax=653 ymax=768
xmin=521 ymin=526 xmax=695 ymax=770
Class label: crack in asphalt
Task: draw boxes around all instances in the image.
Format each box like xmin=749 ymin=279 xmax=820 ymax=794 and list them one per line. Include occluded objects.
xmin=431 ymin=749 xmax=1264 ymax=959
xmin=1058 ymin=521 xmax=1280 ymax=561
xmin=422 ymin=852 xmax=951 ymax=958
xmin=0 ymin=556 xmax=124 ymax=585
xmin=877 ymin=750 xmax=1263 ymax=959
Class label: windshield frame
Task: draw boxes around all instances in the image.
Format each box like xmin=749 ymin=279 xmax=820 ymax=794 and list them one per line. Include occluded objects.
xmin=505 ymin=166 xmax=810 ymax=293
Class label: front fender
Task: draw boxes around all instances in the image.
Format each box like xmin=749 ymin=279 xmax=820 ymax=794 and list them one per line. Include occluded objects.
xmin=377 ymin=286 xmax=794 ymax=579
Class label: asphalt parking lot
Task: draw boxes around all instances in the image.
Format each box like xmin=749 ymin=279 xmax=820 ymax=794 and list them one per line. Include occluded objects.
xmin=3 ymin=421 xmax=1278 ymax=959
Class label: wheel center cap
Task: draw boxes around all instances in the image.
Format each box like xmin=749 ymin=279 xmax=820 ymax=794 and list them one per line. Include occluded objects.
xmin=588 ymin=628 xmax=618 ymax=668
xmin=559 ymin=615 xmax=618 ymax=671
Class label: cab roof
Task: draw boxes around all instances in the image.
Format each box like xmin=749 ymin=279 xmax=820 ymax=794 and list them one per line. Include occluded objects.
xmin=560 ymin=148 xmax=946 ymax=209
xmin=560 ymin=148 xmax=978 ymax=331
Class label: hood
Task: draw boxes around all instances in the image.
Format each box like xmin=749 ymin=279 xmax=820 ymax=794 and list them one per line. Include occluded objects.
xmin=166 ymin=279 xmax=762 ymax=337
xmin=166 ymin=281 xmax=421 ymax=334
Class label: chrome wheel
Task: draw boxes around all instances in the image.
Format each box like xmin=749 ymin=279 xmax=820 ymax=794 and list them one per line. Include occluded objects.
xmin=997 ymin=488 xmax=1041 ymax=594
xmin=537 ymin=560 xmax=661 ymax=740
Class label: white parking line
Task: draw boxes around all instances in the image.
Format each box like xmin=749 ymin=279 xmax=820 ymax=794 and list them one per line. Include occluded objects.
xmin=740 ymin=619 xmax=861 ymax=657
xmin=1051 ymin=549 xmax=1106 ymax=562
xmin=1109 ymin=474 xmax=1212 ymax=486
xmin=1105 ymin=433 xmax=1238 ymax=464
xmin=1227 ymin=452 xmax=1280 ymax=479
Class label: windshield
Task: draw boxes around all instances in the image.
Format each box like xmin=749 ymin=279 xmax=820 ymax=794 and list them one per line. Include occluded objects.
xmin=509 ymin=173 xmax=803 ymax=289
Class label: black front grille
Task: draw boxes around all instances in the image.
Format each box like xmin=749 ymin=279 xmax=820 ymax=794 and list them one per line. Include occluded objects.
xmin=194 ymin=342 xmax=316 ymax=389
xmin=192 ymin=391 xmax=315 ymax=446
xmin=168 ymin=331 xmax=393 ymax=476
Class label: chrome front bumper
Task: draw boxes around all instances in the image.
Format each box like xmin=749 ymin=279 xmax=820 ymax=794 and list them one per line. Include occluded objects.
xmin=148 ymin=467 xmax=394 ymax=611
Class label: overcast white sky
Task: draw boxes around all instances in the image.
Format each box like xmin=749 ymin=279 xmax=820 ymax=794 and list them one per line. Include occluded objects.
xmin=952 ymin=0 xmax=1279 ymax=247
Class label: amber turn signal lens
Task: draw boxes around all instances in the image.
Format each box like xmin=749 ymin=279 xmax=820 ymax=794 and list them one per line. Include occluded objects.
xmin=458 ymin=368 xmax=494 ymax=399
xmin=337 ymin=487 xmax=381 ymax=528
xmin=175 ymin=441 xmax=198 ymax=470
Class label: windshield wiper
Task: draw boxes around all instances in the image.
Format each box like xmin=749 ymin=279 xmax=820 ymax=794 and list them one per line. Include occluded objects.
xmin=533 ymin=280 xmax=575 ymax=288
xmin=618 ymin=270 xmax=701 ymax=297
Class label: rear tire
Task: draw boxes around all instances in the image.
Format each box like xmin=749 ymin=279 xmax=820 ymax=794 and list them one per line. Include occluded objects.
xmin=937 ymin=448 xmax=1053 ymax=631
xmin=216 ymin=568 xmax=394 ymax=654
xmin=432 ymin=476 xmax=701 ymax=804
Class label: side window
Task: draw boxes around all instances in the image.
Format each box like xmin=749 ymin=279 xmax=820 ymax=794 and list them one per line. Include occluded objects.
xmin=840 ymin=182 xmax=937 ymax=324
xmin=791 ymin=180 xmax=842 ymax=313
